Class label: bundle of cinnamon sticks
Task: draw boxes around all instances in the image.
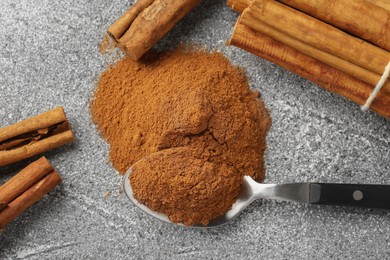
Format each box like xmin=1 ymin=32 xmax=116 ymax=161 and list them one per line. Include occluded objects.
xmin=0 ymin=107 xmax=74 ymax=230
xmin=227 ymin=0 xmax=390 ymax=118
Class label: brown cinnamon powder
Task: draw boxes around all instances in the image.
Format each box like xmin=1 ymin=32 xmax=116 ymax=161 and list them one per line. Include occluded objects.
xmin=99 ymin=34 xmax=117 ymax=54
xmin=90 ymin=47 xmax=271 ymax=225
xmin=130 ymin=147 xmax=242 ymax=226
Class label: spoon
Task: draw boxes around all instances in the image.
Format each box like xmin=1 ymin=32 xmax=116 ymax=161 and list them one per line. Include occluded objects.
xmin=123 ymin=169 xmax=390 ymax=228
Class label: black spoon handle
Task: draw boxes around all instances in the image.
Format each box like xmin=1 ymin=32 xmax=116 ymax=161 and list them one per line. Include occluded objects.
xmin=309 ymin=183 xmax=390 ymax=209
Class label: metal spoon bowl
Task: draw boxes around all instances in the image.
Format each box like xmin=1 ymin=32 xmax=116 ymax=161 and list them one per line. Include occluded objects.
xmin=123 ymin=168 xmax=184 ymax=226
xmin=123 ymin=168 xmax=250 ymax=228
xmin=123 ymin=168 xmax=232 ymax=228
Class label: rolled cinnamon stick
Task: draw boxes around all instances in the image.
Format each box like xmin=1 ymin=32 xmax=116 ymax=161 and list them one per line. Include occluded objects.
xmin=367 ymin=0 xmax=390 ymax=11
xmin=108 ymin=0 xmax=155 ymax=41
xmin=228 ymin=22 xmax=390 ymax=118
xmin=108 ymin=0 xmax=201 ymax=60
xmin=228 ymin=0 xmax=390 ymax=52
xmin=0 ymin=107 xmax=74 ymax=167
xmin=0 ymin=170 xmax=61 ymax=229
xmin=0 ymin=157 xmax=53 ymax=204
xmin=239 ymin=9 xmax=390 ymax=95
xmin=279 ymin=0 xmax=390 ymax=52
xmin=227 ymin=0 xmax=249 ymax=12
xmin=248 ymin=0 xmax=390 ymax=77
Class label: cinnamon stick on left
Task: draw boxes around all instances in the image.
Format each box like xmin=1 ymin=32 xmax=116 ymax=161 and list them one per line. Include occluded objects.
xmin=0 ymin=157 xmax=53 ymax=204
xmin=0 ymin=157 xmax=61 ymax=229
xmin=108 ymin=0 xmax=201 ymax=60
xmin=0 ymin=107 xmax=74 ymax=167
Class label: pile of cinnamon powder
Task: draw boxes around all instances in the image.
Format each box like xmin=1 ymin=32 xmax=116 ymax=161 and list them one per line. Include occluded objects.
xmin=91 ymin=47 xmax=271 ymax=226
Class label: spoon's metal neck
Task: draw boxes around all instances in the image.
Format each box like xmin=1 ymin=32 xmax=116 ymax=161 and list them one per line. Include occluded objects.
xmin=246 ymin=176 xmax=311 ymax=204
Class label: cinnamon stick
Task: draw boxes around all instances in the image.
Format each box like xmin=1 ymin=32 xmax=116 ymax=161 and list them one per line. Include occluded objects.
xmin=247 ymin=0 xmax=390 ymax=77
xmin=108 ymin=0 xmax=201 ymax=60
xmin=0 ymin=107 xmax=74 ymax=167
xmin=0 ymin=157 xmax=53 ymax=204
xmin=228 ymin=0 xmax=390 ymax=52
xmin=278 ymin=0 xmax=390 ymax=52
xmin=239 ymin=9 xmax=390 ymax=96
xmin=228 ymin=0 xmax=390 ymax=16
xmin=228 ymin=22 xmax=390 ymax=118
xmin=367 ymin=0 xmax=390 ymax=11
xmin=108 ymin=0 xmax=155 ymax=41
xmin=0 ymin=203 xmax=7 ymax=212
xmin=226 ymin=0 xmax=248 ymax=12
xmin=0 ymin=170 xmax=61 ymax=229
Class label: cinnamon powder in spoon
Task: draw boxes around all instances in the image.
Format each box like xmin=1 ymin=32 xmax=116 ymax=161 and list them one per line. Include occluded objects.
xmin=91 ymin=47 xmax=271 ymax=225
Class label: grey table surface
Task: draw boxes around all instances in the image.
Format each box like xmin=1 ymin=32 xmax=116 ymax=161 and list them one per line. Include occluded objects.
xmin=0 ymin=0 xmax=389 ymax=259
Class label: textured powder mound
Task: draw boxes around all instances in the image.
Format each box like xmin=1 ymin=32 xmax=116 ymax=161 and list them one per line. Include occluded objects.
xmin=90 ymin=47 xmax=271 ymax=225
xmin=91 ymin=47 xmax=270 ymax=181
xmin=130 ymin=147 xmax=242 ymax=226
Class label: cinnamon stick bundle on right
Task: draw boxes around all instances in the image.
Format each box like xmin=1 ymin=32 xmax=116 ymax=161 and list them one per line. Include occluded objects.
xmin=228 ymin=23 xmax=390 ymax=117
xmin=227 ymin=0 xmax=390 ymax=118
xmin=239 ymin=1 xmax=390 ymax=94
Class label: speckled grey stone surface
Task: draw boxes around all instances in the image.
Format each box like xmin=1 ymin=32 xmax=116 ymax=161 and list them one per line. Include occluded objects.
xmin=0 ymin=0 xmax=389 ymax=259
